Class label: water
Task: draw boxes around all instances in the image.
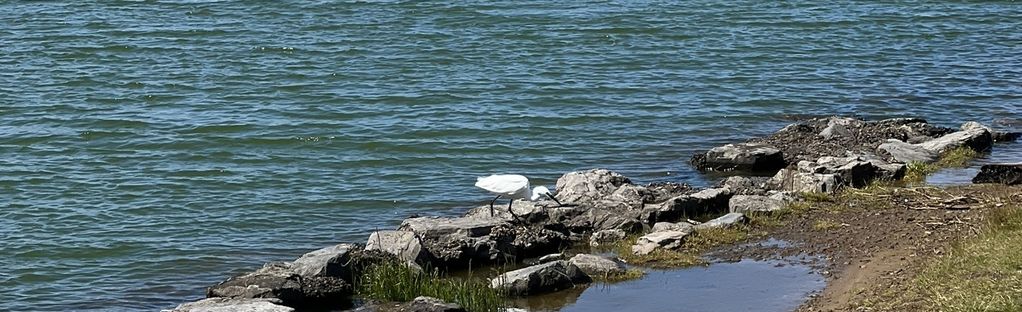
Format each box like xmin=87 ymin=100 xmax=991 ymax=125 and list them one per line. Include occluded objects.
xmin=927 ymin=143 xmax=1022 ymax=185
xmin=2 ymin=1 xmax=1021 ymax=311
xmin=519 ymin=259 xmax=825 ymax=312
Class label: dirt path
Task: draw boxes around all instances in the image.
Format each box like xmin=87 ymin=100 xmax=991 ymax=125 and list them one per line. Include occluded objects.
xmin=712 ymin=184 xmax=1018 ymax=311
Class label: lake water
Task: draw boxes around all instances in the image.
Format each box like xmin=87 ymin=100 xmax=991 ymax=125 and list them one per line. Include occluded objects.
xmin=2 ymin=1 xmax=1021 ymax=311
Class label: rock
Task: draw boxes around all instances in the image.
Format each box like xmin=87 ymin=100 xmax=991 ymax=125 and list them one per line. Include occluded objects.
xmin=589 ymin=229 xmax=627 ymax=247
xmin=365 ymin=231 xmax=431 ymax=265
xmin=819 ymin=123 xmax=851 ymax=140
xmin=163 ymin=298 xmax=295 ymax=312
xmin=808 ymin=155 xmax=906 ymax=187
xmin=651 ymin=221 xmax=695 ymax=232
xmin=694 ymin=213 xmax=748 ymax=230
xmin=490 ymin=260 xmax=591 ymax=296
xmin=399 ymin=216 xmax=568 ymax=269
xmin=536 ymin=253 xmax=565 ymax=263
xmin=692 ymin=143 xmax=786 ymax=174
xmin=962 ymin=121 xmax=1021 ymax=142
xmin=464 ymin=200 xmax=550 ymax=224
xmin=401 ymin=297 xmax=466 ymax=312
xmin=729 ymin=195 xmax=785 ymax=214
xmin=206 ymin=262 xmax=351 ymax=306
xmin=554 ymin=169 xmax=633 ymax=203
xmin=631 ymin=230 xmax=689 ymax=255
xmin=291 ymin=244 xmax=354 ymax=279
xmin=719 ymin=176 xmax=770 ymax=195
xmin=568 ymin=254 xmax=627 ymax=276
xmin=654 ymin=187 xmax=733 ymax=223
xmin=972 ymin=164 xmax=1022 ymax=185
xmin=877 ymin=139 xmax=938 ymax=163
xmin=400 ymin=216 xmax=505 ymax=238
xmin=770 ymin=169 xmax=842 ymax=194
xmin=917 ymin=128 xmax=993 ymax=154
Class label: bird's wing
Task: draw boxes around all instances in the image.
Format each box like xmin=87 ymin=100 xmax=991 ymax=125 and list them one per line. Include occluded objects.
xmin=475 ymin=174 xmax=529 ymax=194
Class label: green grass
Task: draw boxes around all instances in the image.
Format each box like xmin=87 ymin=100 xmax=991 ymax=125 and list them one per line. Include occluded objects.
xmin=356 ymin=261 xmax=507 ymax=312
xmin=910 ymin=207 xmax=1022 ymax=311
xmin=904 ymin=147 xmax=979 ymax=182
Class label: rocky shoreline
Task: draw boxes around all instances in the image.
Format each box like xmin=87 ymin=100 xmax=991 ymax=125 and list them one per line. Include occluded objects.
xmin=165 ymin=117 xmax=1020 ymax=312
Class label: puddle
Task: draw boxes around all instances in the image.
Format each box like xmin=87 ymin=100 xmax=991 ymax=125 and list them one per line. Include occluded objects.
xmin=516 ymin=258 xmax=825 ymax=312
xmin=927 ymin=142 xmax=1022 ymax=185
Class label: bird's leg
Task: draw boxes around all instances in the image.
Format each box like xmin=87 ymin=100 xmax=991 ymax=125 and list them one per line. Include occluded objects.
xmin=489 ymin=195 xmax=501 ymax=217
xmin=507 ymin=199 xmax=523 ymax=224
xmin=545 ymin=193 xmax=563 ymax=207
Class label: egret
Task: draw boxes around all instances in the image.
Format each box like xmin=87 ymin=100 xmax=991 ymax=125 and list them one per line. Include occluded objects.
xmin=474 ymin=174 xmax=563 ymax=221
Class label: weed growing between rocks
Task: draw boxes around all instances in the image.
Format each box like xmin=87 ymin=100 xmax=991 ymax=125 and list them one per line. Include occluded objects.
xmin=903 ymin=147 xmax=979 ymax=182
xmin=356 ymin=261 xmax=507 ymax=312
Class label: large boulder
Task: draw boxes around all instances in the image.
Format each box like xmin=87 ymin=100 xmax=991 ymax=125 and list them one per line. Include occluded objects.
xmin=652 ymin=187 xmax=733 ymax=223
xmin=972 ymin=164 xmax=1022 ymax=185
xmin=694 ymin=213 xmax=748 ymax=230
xmin=490 ymin=260 xmax=591 ymax=296
xmin=729 ymin=195 xmax=785 ymax=214
xmin=917 ymin=128 xmax=993 ymax=154
xmin=568 ymin=254 xmax=627 ymax=276
xmin=206 ymin=262 xmax=351 ymax=307
xmin=163 ymin=298 xmax=294 ymax=312
xmin=631 ymin=230 xmax=689 ymax=255
xmin=770 ymin=169 xmax=842 ymax=194
xmin=806 ymin=155 xmax=906 ymax=187
xmin=962 ymin=121 xmax=1021 ymax=143
xmin=398 ymin=216 xmax=567 ymax=269
xmin=554 ymin=169 xmax=634 ymax=203
xmin=877 ymin=139 xmax=939 ymax=163
xmin=365 ymin=231 xmax=431 ymax=265
xmin=691 ymin=143 xmax=786 ymax=174
xmin=291 ymin=244 xmax=354 ymax=279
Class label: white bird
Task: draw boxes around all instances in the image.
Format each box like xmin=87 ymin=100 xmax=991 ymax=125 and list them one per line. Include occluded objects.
xmin=474 ymin=174 xmax=563 ymax=220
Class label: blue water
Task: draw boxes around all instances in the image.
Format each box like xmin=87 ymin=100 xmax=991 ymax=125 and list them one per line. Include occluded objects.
xmin=2 ymin=1 xmax=1021 ymax=311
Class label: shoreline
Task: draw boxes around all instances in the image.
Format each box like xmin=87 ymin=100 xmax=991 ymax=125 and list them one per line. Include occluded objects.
xmin=166 ymin=116 xmax=1021 ymax=312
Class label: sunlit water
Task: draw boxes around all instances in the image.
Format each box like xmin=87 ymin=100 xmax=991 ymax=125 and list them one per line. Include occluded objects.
xmin=2 ymin=1 xmax=1021 ymax=311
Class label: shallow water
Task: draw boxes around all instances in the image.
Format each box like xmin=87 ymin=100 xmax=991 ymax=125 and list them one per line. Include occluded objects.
xmin=2 ymin=1 xmax=1022 ymax=311
xmin=927 ymin=142 xmax=1022 ymax=185
xmin=519 ymin=259 xmax=825 ymax=312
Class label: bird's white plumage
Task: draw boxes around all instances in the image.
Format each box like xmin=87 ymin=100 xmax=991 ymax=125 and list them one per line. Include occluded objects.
xmin=475 ymin=174 xmax=530 ymax=197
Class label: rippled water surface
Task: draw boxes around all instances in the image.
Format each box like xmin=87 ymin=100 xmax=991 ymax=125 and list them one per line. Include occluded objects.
xmin=2 ymin=1 xmax=1021 ymax=311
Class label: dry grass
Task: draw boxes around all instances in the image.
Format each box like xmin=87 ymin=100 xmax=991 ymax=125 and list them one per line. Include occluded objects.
xmin=812 ymin=219 xmax=842 ymax=231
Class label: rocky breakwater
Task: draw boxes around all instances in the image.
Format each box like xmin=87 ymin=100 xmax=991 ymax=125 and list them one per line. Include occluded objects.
xmin=167 ymin=116 xmax=1019 ymax=312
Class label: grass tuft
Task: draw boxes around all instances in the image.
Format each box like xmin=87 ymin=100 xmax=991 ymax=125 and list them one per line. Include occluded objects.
xmin=592 ymin=268 xmax=646 ymax=283
xmin=801 ymin=192 xmax=835 ymax=203
xmin=356 ymin=261 xmax=507 ymax=312
xmin=812 ymin=219 xmax=842 ymax=231
xmin=903 ymin=147 xmax=979 ymax=182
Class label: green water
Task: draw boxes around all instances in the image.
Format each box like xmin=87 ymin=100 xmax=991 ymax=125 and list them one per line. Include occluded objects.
xmin=1 ymin=1 xmax=1020 ymax=311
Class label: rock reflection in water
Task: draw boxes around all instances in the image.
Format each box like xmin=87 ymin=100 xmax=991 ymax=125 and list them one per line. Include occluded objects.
xmin=519 ymin=259 xmax=824 ymax=312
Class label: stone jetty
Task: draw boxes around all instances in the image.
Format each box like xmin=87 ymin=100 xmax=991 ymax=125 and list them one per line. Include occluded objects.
xmin=166 ymin=117 xmax=1019 ymax=312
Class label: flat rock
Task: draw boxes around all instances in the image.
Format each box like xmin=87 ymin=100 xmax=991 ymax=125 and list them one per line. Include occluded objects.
xmin=917 ymin=128 xmax=993 ymax=154
xmin=770 ymin=169 xmax=842 ymax=194
xmin=164 ymin=298 xmax=294 ymax=312
xmin=972 ymin=164 xmax=1022 ymax=185
xmin=878 ymin=139 xmax=938 ymax=163
xmin=490 ymin=260 xmax=591 ymax=296
xmin=365 ymin=231 xmax=431 ymax=265
xmin=962 ymin=121 xmax=1021 ymax=142
xmin=694 ymin=213 xmax=748 ymax=230
xmin=692 ymin=142 xmax=786 ymax=174
xmin=729 ymin=195 xmax=785 ymax=214
xmin=808 ymin=155 xmax=906 ymax=187
xmin=536 ymin=253 xmax=566 ymax=263
xmin=589 ymin=229 xmax=627 ymax=247
xmin=651 ymin=221 xmax=695 ymax=232
xmin=206 ymin=262 xmax=351 ymax=306
xmin=401 ymin=296 xmax=466 ymax=312
xmin=568 ymin=254 xmax=627 ymax=276
xmin=291 ymin=244 xmax=354 ymax=279
xmin=399 ymin=216 xmax=505 ymax=238
xmin=719 ymin=176 xmax=770 ymax=195
xmin=631 ymin=230 xmax=689 ymax=255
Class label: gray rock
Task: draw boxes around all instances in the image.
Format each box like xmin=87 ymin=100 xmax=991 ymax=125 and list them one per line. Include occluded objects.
xmin=163 ymin=298 xmax=294 ymax=312
xmin=729 ymin=195 xmax=785 ymax=214
xmin=972 ymin=164 xmax=1022 ymax=185
xmin=917 ymin=128 xmax=993 ymax=154
xmin=796 ymin=155 xmax=906 ymax=188
xmin=568 ymin=254 xmax=627 ymax=276
xmin=654 ymin=187 xmax=733 ymax=223
xmin=589 ymin=229 xmax=627 ymax=247
xmin=878 ymin=139 xmax=938 ymax=163
xmin=206 ymin=262 xmax=350 ymax=305
xmin=464 ymin=200 xmax=550 ymax=224
xmin=631 ymin=230 xmax=689 ymax=255
xmin=366 ymin=231 xmax=431 ymax=265
xmin=694 ymin=213 xmax=748 ymax=230
xmin=291 ymin=244 xmax=354 ymax=279
xmin=693 ymin=143 xmax=786 ymax=173
xmin=399 ymin=216 xmax=505 ymax=238
xmin=651 ymin=221 xmax=695 ymax=233
xmin=554 ymin=169 xmax=633 ymax=203
xmin=537 ymin=253 xmax=565 ymax=263
xmin=402 ymin=296 xmax=466 ymax=312
xmin=770 ymin=169 xmax=842 ymax=194
xmin=962 ymin=121 xmax=1021 ymax=142
xmin=490 ymin=260 xmax=591 ymax=296
xmin=819 ymin=123 xmax=851 ymax=140
xmin=719 ymin=176 xmax=770 ymax=195
xmin=398 ymin=216 xmax=567 ymax=269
